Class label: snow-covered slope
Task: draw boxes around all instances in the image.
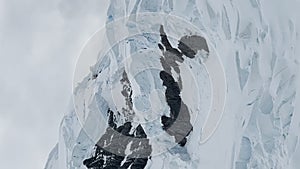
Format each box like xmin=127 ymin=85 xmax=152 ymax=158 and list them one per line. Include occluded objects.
xmin=45 ymin=0 xmax=300 ymax=169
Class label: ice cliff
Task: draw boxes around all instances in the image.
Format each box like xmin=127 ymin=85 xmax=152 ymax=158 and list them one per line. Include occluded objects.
xmin=45 ymin=0 xmax=300 ymax=169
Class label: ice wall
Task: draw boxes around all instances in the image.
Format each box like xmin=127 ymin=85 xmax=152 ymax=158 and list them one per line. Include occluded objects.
xmin=45 ymin=0 xmax=300 ymax=169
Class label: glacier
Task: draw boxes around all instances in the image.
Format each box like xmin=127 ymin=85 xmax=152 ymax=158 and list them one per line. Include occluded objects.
xmin=45 ymin=0 xmax=300 ymax=169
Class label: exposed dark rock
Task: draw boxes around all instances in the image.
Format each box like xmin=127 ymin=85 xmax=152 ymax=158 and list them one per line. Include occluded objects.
xmin=159 ymin=25 xmax=184 ymax=61
xmin=120 ymin=71 xmax=134 ymax=121
xmin=158 ymin=25 xmax=198 ymax=147
xmin=83 ymin=110 xmax=151 ymax=169
xmin=178 ymin=35 xmax=209 ymax=58
xmin=159 ymin=70 xmax=193 ymax=147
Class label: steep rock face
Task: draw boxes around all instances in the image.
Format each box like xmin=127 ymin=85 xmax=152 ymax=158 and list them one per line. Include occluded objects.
xmin=45 ymin=0 xmax=300 ymax=169
xmin=83 ymin=110 xmax=151 ymax=169
xmin=158 ymin=25 xmax=206 ymax=147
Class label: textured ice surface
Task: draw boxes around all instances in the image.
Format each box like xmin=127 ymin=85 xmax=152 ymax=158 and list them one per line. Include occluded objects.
xmin=45 ymin=0 xmax=300 ymax=169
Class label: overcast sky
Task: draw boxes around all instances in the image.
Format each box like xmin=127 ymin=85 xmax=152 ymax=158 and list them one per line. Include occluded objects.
xmin=0 ymin=0 xmax=108 ymax=168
